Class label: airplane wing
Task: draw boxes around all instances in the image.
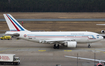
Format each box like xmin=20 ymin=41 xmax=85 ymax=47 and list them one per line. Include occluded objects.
xmin=40 ymin=39 xmax=77 ymax=48
xmin=65 ymin=55 xmax=105 ymax=62
xmin=45 ymin=39 xmax=75 ymax=42
xmin=40 ymin=39 xmax=75 ymax=44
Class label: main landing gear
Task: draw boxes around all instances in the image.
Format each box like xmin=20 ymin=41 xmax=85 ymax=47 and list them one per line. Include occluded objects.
xmin=53 ymin=44 xmax=59 ymax=49
xmin=88 ymin=44 xmax=91 ymax=48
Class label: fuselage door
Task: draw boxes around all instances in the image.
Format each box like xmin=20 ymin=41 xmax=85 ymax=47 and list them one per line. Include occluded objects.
xmin=88 ymin=36 xmax=93 ymax=39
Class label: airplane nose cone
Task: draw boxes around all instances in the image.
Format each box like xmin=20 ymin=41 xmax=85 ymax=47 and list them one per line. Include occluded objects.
xmin=101 ymin=36 xmax=104 ymax=39
xmin=98 ymin=36 xmax=104 ymax=40
xmin=102 ymin=36 xmax=105 ymax=39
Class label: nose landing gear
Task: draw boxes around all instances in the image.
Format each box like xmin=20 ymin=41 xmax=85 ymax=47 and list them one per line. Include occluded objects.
xmin=88 ymin=44 xmax=91 ymax=48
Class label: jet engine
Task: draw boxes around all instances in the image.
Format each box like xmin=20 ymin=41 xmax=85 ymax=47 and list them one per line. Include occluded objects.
xmin=65 ymin=41 xmax=77 ymax=48
xmin=101 ymin=30 xmax=105 ymax=33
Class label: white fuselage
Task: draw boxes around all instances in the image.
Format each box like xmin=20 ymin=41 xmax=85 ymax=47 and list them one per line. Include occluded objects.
xmin=6 ymin=31 xmax=103 ymax=44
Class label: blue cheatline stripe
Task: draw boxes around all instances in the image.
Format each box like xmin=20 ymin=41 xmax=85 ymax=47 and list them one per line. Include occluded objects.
xmin=27 ymin=34 xmax=96 ymax=39
xmin=7 ymin=14 xmax=24 ymax=31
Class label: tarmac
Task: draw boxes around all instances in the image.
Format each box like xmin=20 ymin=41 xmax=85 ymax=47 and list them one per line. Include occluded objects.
xmin=0 ymin=34 xmax=105 ymax=66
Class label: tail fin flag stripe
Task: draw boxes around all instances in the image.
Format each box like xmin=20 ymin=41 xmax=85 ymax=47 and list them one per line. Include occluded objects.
xmin=6 ymin=14 xmax=20 ymax=31
xmin=4 ymin=14 xmax=29 ymax=32
xmin=7 ymin=14 xmax=24 ymax=31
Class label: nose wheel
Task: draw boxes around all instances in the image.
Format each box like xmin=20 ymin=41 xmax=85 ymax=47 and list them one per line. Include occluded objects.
xmin=88 ymin=44 xmax=91 ymax=48
xmin=53 ymin=44 xmax=59 ymax=49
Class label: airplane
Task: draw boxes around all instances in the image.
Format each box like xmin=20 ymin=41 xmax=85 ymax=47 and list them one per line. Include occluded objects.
xmin=65 ymin=55 xmax=105 ymax=66
xmin=3 ymin=14 xmax=103 ymax=49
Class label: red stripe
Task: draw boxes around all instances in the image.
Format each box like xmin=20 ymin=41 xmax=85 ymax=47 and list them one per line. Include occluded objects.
xmin=6 ymin=14 xmax=20 ymax=31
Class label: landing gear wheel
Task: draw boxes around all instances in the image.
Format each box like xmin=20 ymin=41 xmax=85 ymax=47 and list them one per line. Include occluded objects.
xmin=53 ymin=44 xmax=59 ymax=49
xmin=53 ymin=44 xmax=56 ymax=49
xmin=88 ymin=44 xmax=91 ymax=48
xmin=57 ymin=44 xmax=59 ymax=49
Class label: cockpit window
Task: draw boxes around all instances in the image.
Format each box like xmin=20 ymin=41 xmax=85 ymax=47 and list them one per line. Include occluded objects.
xmin=97 ymin=35 xmax=100 ymax=38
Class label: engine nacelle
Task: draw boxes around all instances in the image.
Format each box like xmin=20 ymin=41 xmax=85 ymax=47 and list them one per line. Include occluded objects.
xmin=101 ymin=30 xmax=105 ymax=33
xmin=65 ymin=41 xmax=77 ymax=48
